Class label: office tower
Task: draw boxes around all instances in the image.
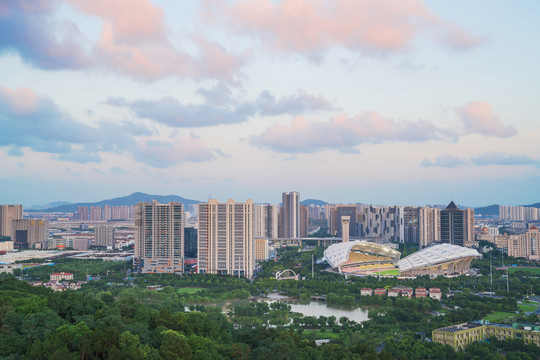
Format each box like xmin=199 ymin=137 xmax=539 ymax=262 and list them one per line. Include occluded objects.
xmin=280 ymin=192 xmax=299 ymax=238
xmin=94 ymin=225 xmax=115 ymax=248
xmin=198 ymin=199 xmax=254 ymax=278
xmin=0 ymin=205 xmax=23 ymax=238
xmin=341 ymin=216 xmax=350 ymax=243
xmin=184 ymin=227 xmax=197 ymax=258
xmin=254 ymin=204 xmax=279 ymax=238
xmin=440 ymin=201 xmax=466 ymax=246
xmin=11 ymin=219 xmax=49 ymax=249
xmin=134 ymin=201 xmax=184 ymax=274
xmin=328 ymin=204 xmax=359 ymax=237
xmin=299 ymin=204 xmax=308 ymax=237
xmin=419 ymin=207 xmax=440 ymax=248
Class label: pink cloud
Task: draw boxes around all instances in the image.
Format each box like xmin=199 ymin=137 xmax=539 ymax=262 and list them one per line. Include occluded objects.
xmin=456 ymin=101 xmax=517 ymax=138
xmin=254 ymin=112 xmax=454 ymax=153
xmin=205 ymin=0 xmax=483 ymax=57
xmin=0 ymin=86 xmax=40 ymax=116
xmin=133 ymin=136 xmax=216 ymax=167
xmin=1 ymin=0 xmax=243 ymax=81
xmin=65 ymin=0 xmax=166 ymax=45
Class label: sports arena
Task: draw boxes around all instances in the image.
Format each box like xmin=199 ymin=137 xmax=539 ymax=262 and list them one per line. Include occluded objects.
xmin=323 ymin=241 xmax=401 ymax=275
xmin=397 ymin=244 xmax=481 ymax=277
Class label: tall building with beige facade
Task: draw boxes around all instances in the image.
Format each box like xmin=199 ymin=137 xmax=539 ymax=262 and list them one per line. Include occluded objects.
xmin=0 ymin=205 xmax=23 ymax=238
xmin=419 ymin=207 xmax=440 ymax=248
xmin=11 ymin=219 xmax=49 ymax=249
xmin=198 ymin=199 xmax=255 ymax=278
xmin=134 ymin=201 xmax=184 ymax=274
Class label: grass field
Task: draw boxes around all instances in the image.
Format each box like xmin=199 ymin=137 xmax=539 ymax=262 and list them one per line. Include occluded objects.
xmin=518 ymin=302 xmax=538 ymax=313
xmin=508 ymin=267 xmax=540 ymax=275
xmin=176 ymin=287 xmax=204 ymax=294
xmin=483 ymin=311 xmax=516 ymax=323
xmin=302 ymin=330 xmax=341 ymax=339
xmin=376 ymin=269 xmax=399 ymax=276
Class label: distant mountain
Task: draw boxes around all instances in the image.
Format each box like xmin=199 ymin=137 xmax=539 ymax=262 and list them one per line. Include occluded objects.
xmin=27 ymin=201 xmax=72 ymax=210
xmin=524 ymin=202 xmax=540 ymax=208
xmin=300 ymin=199 xmax=328 ymax=206
xmin=36 ymin=192 xmax=201 ymax=212
xmin=474 ymin=204 xmax=499 ymax=216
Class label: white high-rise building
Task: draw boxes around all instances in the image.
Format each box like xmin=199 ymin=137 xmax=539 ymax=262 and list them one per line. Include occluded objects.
xmin=134 ymin=201 xmax=184 ymax=274
xmin=198 ymin=199 xmax=254 ymax=278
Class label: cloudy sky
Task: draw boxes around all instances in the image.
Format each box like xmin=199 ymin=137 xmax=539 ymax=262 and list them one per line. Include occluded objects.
xmin=1 ymin=0 xmax=539 ymax=207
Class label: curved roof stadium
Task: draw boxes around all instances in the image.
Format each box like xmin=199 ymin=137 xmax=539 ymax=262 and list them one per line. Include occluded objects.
xmin=398 ymin=244 xmax=480 ymax=276
xmin=323 ymin=240 xmax=401 ymax=269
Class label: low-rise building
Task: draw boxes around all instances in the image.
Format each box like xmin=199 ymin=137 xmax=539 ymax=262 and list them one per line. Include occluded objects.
xmin=433 ymin=322 xmax=540 ymax=351
xmin=388 ymin=288 xmax=401 ymax=297
xmin=50 ymin=272 xmax=73 ymax=281
xmin=429 ymin=287 xmax=442 ymax=300
xmin=400 ymin=287 xmax=414 ymax=298
xmin=415 ymin=287 xmax=428 ymax=298
xmin=361 ymin=288 xmax=373 ymax=296
xmin=374 ymin=288 xmax=386 ymax=296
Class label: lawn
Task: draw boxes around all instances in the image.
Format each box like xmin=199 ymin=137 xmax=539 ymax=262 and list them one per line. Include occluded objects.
xmin=302 ymin=329 xmax=341 ymax=339
xmin=508 ymin=267 xmax=540 ymax=275
xmin=377 ymin=269 xmax=399 ymax=276
xmin=483 ymin=311 xmax=516 ymax=323
xmin=176 ymin=287 xmax=204 ymax=294
xmin=518 ymin=302 xmax=538 ymax=313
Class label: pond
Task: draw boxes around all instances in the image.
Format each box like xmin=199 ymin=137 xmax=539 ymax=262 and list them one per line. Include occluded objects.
xmin=264 ymin=294 xmax=369 ymax=323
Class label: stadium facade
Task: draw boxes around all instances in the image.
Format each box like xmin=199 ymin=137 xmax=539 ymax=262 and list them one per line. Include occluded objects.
xmin=397 ymin=244 xmax=481 ymax=277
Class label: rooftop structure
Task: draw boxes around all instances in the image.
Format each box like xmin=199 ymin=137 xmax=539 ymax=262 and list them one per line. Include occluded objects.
xmin=397 ymin=243 xmax=480 ymax=276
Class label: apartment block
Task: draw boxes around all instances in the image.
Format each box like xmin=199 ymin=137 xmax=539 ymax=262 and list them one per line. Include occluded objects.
xmin=198 ymin=199 xmax=255 ymax=278
xmin=0 ymin=205 xmax=23 ymax=238
xmin=94 ymin=225 xmax=115 ymax=248
xmin=11 ymin=219 xmax=49 ymax=249
xmin=280 ymin=192 xmax=299 ymax=238
xmin=134 ymin=201 xmax=184 ymax=274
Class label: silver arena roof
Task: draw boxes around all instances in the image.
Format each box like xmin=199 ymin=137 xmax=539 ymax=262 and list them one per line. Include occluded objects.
xmin=397 ymin=244 xmax=480 ymax=272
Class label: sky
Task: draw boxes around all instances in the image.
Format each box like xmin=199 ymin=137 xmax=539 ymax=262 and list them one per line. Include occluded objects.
xmin=1 ymin=0 xmax=539 ymax=208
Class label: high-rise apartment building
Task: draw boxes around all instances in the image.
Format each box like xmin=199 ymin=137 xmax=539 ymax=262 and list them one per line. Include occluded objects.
xmin=254 ymin=204 xmax=279 ymax=238
xmin=198 ymin=199 xmax=254 ymax=278
xmin=440 ymin=201 xmax=474 ymax=247
xmin=299 ymin=205 xmax=308 ymax=237
xmin=0 ymin=205 xmax=23 ymax=238
xmin=419 ymin=207 xmax=440 ymax=248
xmin=94 ymin=225 xmax=115 ymax=248
xmin=280 ymin=192 xmax=299 ymax=238
xmin=11 ymin=219 xmax=49 ymax=249
xmin=134 ymin=201 xmax=184 ymax=274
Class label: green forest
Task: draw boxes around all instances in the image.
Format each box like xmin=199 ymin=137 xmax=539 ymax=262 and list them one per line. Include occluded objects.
xmin=1 ymin=244 xmax=539 ymax=359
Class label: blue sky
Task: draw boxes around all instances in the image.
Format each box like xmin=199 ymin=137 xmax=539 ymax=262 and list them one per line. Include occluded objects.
xmin=1 ymin=0 xmax=539 ymax=207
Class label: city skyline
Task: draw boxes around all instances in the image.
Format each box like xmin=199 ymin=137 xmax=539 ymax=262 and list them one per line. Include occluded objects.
xmin=1 ymin=1 xmax=539 ymax=206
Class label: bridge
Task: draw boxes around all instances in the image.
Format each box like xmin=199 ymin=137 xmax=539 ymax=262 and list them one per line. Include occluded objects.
xmin=275 ymin=269 xmax=299 ymax=281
